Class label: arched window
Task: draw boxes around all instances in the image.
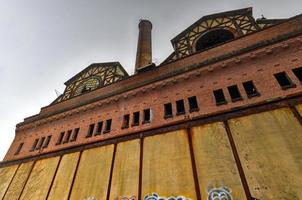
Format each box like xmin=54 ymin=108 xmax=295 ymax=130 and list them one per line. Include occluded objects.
xmin=195 ymin=29 xmax=235 ymax=52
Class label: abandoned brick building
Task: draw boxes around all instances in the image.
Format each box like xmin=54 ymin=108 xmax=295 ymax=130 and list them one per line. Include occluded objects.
xmin=0 ymin=7 xmax=302 ymax=200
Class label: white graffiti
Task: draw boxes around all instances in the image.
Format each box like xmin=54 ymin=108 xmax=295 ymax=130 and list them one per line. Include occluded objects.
xmin=207 ymin=186 xmax=233 ymax=200
xmin=121 ymin=196 xmax=136 ymax=200
xmin=83 ymin=197 xmax=96 ymax=200
xmin=144 ymin=193 xmax=190 ymax=200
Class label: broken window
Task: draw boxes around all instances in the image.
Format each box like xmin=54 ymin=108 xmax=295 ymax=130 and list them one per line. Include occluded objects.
xmin=104 ymin=119 xmax=112 ymax=133
xmin=292 ymin=67 xmax=302 ymax=82
xmin=122 ymin=114 xmax=130 ymax=129
xmin=164 ymin=103 xmax=173 ymax=118
xmin=95 ymin=122 xmax=103 ymax=135
xmin=274 ymin=72 xmax=295 ymax=89
xmin=42 ymin=136 xmax=52 ymax=148
xmin=30 ymin=139 xmax=39 ymax=151
xmin=188 ymin=96 xmax=199 ymax=112
xmin=63 ymin=130 xmax=72 ymax=143
xmin=70 ymin=128 xmax=80 ymax=141
xmin=56 ymin=132 xmax=65 ymax=145
xmin=176 ymin=100 xmax=185 ymax=115
xmin=242 ymin=81 xmax=260 ymax=98
xmin=132 ymin=112 xmax=140 ymax=126
xmin=143 ymin=109 xmax=151 ymax=123
xmin=227 ymin=85 xmax=242 ymax=102
xmin=86 ymin=124 xmax=95 ymax=138
xmin=213 ymin=89 xmax=227 ymax=105
xmin=36 ymin=137 xmax=45 ymax=150
xmin=15 ymin=143 xmax=24 ymax=155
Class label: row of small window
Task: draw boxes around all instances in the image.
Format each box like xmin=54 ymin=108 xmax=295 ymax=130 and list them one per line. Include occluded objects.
xmin=164 ymin=96 xmax=199 ymax=118
xmin=86 ymin=119 xmax=112 ymax=138
xmin=29 ymin=135 xmax=52 ymax=152
xmin=213 ymin=80 xmax=260 ymax=105
xmin=56 ymin=128 xmax=80 ymax=145
xmin=274 ymin=67 xmax=302 ymax=89
xmin=122 ymin=109 xmax=151 ymax=129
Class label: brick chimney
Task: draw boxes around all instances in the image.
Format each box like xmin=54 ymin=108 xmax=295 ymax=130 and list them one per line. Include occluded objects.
xmin=135 ymin=19 xmax=153 ymax=73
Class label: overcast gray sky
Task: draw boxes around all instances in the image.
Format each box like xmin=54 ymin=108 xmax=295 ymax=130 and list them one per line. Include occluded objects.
xmin=0 ymin=0 xmax=300 ymax=160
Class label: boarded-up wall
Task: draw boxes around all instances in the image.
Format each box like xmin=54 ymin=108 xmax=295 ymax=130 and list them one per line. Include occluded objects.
xmin=0 ymin=165 xmax=18 ymax=199
xmin=229 ymin=108 xmax=302 ymax=199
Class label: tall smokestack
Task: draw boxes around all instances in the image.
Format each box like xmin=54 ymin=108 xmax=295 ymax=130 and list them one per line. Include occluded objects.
xmin=135 ymin=19 xmax=152 ymax=73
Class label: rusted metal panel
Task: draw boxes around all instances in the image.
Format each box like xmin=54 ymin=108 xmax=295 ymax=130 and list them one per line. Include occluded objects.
xmin=228 ymin=108 xmax=302 ymax=199
xmin=19 ymin=157 xmax=60 ymax=200
xmin=3 ymin=161 xmax=34 ymax=200
xmin=47 ymin=152 xmax=80 ymax=200
xmin=109 ymin=139 xmax=140 ymax=200
xmin=191 ymin=122 xmax=246 ymax=199
xmin=69 ymin=145 xmax=114 ymax=200
xmin=141 ymin=130 xmax=196 ymax=199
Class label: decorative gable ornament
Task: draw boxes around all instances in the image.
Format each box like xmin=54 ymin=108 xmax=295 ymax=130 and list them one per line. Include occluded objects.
xmin=144 ymin=193 xmax=191 ymax=200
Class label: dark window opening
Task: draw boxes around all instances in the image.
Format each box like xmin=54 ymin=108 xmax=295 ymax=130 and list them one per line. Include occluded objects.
xmin=227 ymin=85 xmax=242 ymax=102
xmin=95 ymin=122 xmax=103 ymax=135
xmin=176 ymin=100 xmax=185 ymax=115
xmin=195 ymin=29 xmax=235 ymax=52
xmin=30 ymin=139 xmax=39 ymax=152
xmin=36 ymin=137 xmax=45 ymax=150
xmin=70 ymin=128 xmax=80 ymax=141
xmin=132 ymin=112 xmax=140 ymax=126
xmin=274 ymin=72 xmax=295 ymax=89
xmin=15 ymin=143 xmax=24 ymax=155
xmin=104 ymin=119 xmax=112 ymax=133
xmin=292 ymin=67 xmax=302 ymax=82
xmin=86 ymin=124 xmax=95 ymax=138
xmin=63 ymin=130 xmax=72 ymax=143
xmin=213 ymin=89 xmax=227 ymax=105
xmin=122 ymin=115 xmax=130 ymax=129
xmin=143 ymin=109 xmax=151 ymax=123
xmin=42 ymin=136 xmax=52 ymax=148
xmin=188 ymin=96 xmax=199 ymax=112
xmin=164 ymin=103 xmax=173 ymax=118
xmin=56 ymin=132 xmax=65 ymax=145
xmin=242 ymin=81 xmax=260 ymax=98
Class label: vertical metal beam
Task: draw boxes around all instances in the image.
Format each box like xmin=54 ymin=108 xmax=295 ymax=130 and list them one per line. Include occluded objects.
xmin=187 ymin=127 xmax=202 ymax=200
xmin=223 ymin=121 xmax=252 ymax=200
xmin=17 ymin=160 xmax=36 ymax=200
xmin=45 ymin=156 xmax=62 ymax=199
xmin=138 ymin=136 xmax=144 ymax=200
xmin=2 ymin=163 xmax=20 ymax=200
xmin=288 ymin=103 xmax=302 ymax=126
xmin=67 ymin=151 xmax=83 ymax=199
xmin=106 ymin=143 xmax=117 ymax=200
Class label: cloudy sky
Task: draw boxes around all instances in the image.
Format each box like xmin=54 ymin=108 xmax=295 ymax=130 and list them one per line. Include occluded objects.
xmin=0 ymin=0 xmax=300 ymax=160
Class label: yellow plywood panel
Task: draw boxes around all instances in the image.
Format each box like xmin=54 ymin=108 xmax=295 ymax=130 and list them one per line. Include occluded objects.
xmin=3 ymin=162 xmax=34 ymax=200
xmin=19 ymin=156 xmax=60 ymax=200
xmin=296 ymin=104 xmax=302 ymax=116
xmin=0 ymin=165 xmax=18 ymax=199
xmin=229 ymin=108 xmax=302 ymax=199
xmin=192 ymin=122 xmax=246 ymax=199
xmin=110 ymin=139 xmax=140 ymax=200
xmin=142 ymin=130 xmax=196 ymax=199
xmin=69 ymin=145 xmax=114 ymax=200
xmin=47 ymin=152 xmax=80 ymax=200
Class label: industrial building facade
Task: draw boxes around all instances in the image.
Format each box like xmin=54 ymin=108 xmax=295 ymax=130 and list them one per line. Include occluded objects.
xmin=0 ymin=7 xmax=302 ymax=200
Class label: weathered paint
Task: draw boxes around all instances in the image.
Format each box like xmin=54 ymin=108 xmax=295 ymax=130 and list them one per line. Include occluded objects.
xmin=69 ymin=145 xmax=114 ymax=200
xmin=0 ymin=164 xmax=18 ymax=199
xmin=19 ymin=156 xmax=60 ymax=200
xmin=110 ymin=139 xmax=140 ymax=200
xmin=229 ymin=108 xmax=302 ymax=199
xmin=47 ymin=152 xmax=80 ymax=200
xmin=3 ymin=161 xmax=34 ymax=200
xmin=142 ymin=130 xmax=196 ymax=199
xmin=296 ymin=103 xmax=302 ymax=116
xmin=191 ymin=122 xmax=246 ymax=200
